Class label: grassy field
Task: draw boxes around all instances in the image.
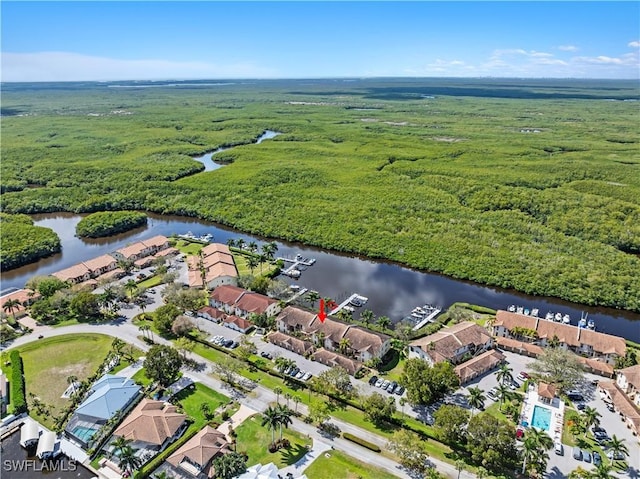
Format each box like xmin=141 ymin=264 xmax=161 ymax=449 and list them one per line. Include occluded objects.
xmin=5 ymin=334 xmax=113 ymax=427
xmin=1 ymin=79 xmax=638 ymax=312
xmin=235 ymin=413 xmax=312 ymax=468
xmin=305 ymin=449 xmax=401 ymax=479
xmin=172 ymin=382 xmax=230 ymax=429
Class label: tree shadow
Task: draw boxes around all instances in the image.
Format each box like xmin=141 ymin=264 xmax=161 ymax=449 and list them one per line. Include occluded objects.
xmin=279 ymin=443 xmax=309 ymax=465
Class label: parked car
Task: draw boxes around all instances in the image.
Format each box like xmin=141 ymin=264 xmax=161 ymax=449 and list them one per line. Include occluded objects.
xmin=369 ymin=375 xmax=379 ymax=386
xmin=573 ymin=447 xmax=583 ymax=461
xmin=395 ymin=385 xmax=405 ymax=396
xmin=283 ymin=367 xmax=292 ymax=375
xmin=516 ymin=371 xmax=530 ymax=382
xmin=223 ymin=339 xmax=233 ymax=347
xmin=567 ymin=390 xmax=584 ymax=402
xmin=605 ymin=402 xmax=615 ymax=412
xmin=486 ymin=387 xmax=498 ymax=401
xmin=296 ymin=370 xmax=305 ymax=380
xmin=582 ymin=450 xmax=592 ymax=463
xmin=387 ymin=382 xmax=397 ymax=394
xmin=593 ymin=451 xmax=602 ymax=466
xmin=302 ymin=372 xmax=312 ymax=381
xmin=554 ymin=442 xmax=564 ymax=456
xmin=607 ymin=450 xmax=626 ymax=461
xmin=260 ymin=351 xmax=272 ymax=359
xmin=509 ymin=380 xmax=520 ymax=390
xmin=381 ymin=380 xmax=390 ymax=390
xmin=289 ymin=367 xmax=300 ymax=377
xmin=228 ymin=341 xmax=239 ymax=349
xmin=375 ymin=379 xmax=384 ymax=388
xmin=576 ymin=403 xmax=586 ymax=411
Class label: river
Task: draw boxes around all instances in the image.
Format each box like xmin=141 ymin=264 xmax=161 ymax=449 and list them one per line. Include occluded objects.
xmin=192 ymin=130 xmax=281 ymax=171
xmin=2 ymin=212 xmax=639 ymax=342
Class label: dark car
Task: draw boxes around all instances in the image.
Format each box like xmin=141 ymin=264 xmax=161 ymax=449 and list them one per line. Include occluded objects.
xmin=573 ymin=447 xmax=583 ymax=461
xmin=223 ymin=339 xmax=233 ymax=347
xmin=260 ymin=351 xmax=272 ymax=359
xmin=576 ymin=403 xmax=586 ymax=411
xmin=369 ymin=375 xmax=379 ymax=386
xmin=395 ymin=385 xmax=405 ymax=395
xmin=387 ymin=382 xmax=397 ymax=394
xmin=593 ymin=451 xmax=602 ymax=466
xmin=228 ymin=341 xmax=239 ymax=349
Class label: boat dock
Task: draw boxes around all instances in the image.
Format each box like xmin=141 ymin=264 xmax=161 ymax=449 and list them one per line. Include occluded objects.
xmin=405 ymin=305 xmax=441 ymax=331
xmin=330 ymin=293 xmax=368 ymax=316
xmin=288 ymin=287 xmax=309 ymax=303
xmin=277 ymin=254 xmax=317 ymax=278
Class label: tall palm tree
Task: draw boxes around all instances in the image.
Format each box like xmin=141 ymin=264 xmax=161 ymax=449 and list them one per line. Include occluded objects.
xmin=360 ymin=309 xmax=374 ymax=326
xmin=337 ymin=308 xmax=352 ymax=322
xmin=467 ymin=387 xmax=485 ymax=417
xmin=607 ymin=435 xmax=629 ymax=461
xmin=110 ymin=436 xmax=131 ymax=458
xmin=260 ymin=406 xmax=280 ymax=446
xmin=124 ymin=279 xmax=138 ymax=298
xmin=212 ymin=451 xmax=247 ymax=479
xmin=496 ymin=363 xmax=514 ymax=386
xmin=273 ymin=386 xmax=282 ymax=404
xmin=276 ymin=404 xmax=293 ymax=441
xmin=117 ymin=444 xmax=142 ymax=475
xmin=2 ymin=298 xmax=21 ymax=321
xmin=293 ymin=396 xmax=301 ymax=414
xmin=583 ymin=406 xmax=601 ymax=430
xmin=284 ymin=392 xmax=292 ymax=408
xmin=247 ymin=255 xmax=260 ymax=275
xmin=226 ymin=238 xmax=236 ymax=248
xmin=377 ymin=316 xmax=391 ymax=330
xmin=570 ymin=415 xmax=587 ymax=437
xmin=495 ymin=383 xmax=512 ymax=411
xmin=590 ymin=463 xmax=617 ymax=479
xmin=236 ymin=238 xmax=246 ymax=250
xmin=528 ymin=427 xmax=553 ymax=451
xmin=338 ymin=337 xmax=351 ymax=355
xmin=248 ymin=241 xmax=258 ymax=253
xmin=306 ymin=290 xmax=320 ymax=308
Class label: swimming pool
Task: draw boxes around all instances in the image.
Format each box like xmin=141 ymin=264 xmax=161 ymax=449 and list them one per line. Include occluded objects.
xmin=531 ymin=405 xmax=552 ymax=431
xmin=72 ymin=426 xmax=97 ymax=443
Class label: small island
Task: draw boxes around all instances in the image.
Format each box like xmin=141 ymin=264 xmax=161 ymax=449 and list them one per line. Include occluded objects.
xmin=0 ymin=213 xmax=62 ymax=271
xmin=76 ymin=211 xmax=148 ymax=238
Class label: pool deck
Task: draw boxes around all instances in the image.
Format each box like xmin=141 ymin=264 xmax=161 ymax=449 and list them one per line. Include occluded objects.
xmin=520 ymin=385 xmax=565 ymax=441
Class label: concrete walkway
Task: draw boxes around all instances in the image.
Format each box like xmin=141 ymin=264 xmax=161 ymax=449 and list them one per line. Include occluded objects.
xmin=278 ymin=439 xmax=332 ymax=478
xmin=217 ymin=403 xmax=258 ymax=440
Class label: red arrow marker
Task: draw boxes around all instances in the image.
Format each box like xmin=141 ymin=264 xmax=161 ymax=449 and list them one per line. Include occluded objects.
xmin=318 ymin=298 xmax=326 ymax=323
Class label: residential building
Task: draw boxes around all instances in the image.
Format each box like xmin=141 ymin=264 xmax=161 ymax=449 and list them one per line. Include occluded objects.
xmin=222 ymin=315 xmax=254 ymax=334
xmin=492 ymin=310 xmax=626 ymax=365
xmin=82 ymin=254 xmax=118 ymax=278
xmin=187 ymin=244 xmax=238 ymax=290
xmin=1 ymin=289 xmax=39 ymax=319
xmin=616 ymin=364 xmax=640 ymax=407
xmin=454 ymin=350 xmax=505 ymax=384
xmin=52 ymin=263 xmax=92 ymax=284
xmin=113 ymin=235 xmax=170 ymax=261
xmin=267 ymin=332 xmax=315 ymax=357
xmin=597 ymin=380 xmax=640 ymax=436
xmin=20 ymin=420 xmax=39 ymax=447
xmin=197 ymin=306 xmax=226 ymax=323
xmin=409 ymin=321 xmax=494 ymax=366
xmin=312 ymin=349 xmax=362 ymax=376
xmin=112 ymin=399 xmax=188 ymax=452
xmin=209 ymin=285 xmax=280 ymax=318
xmin=275 ymin=306 xmax=392 ymax=362
xmin=165 ymin=426 xmax=231 ymax=478
xmin=65 ymin=375 xmax=141 ymax=448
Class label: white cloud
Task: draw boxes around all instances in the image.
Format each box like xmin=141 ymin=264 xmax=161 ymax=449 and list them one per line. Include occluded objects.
xmin=557 ymin=45 xmax=579 ymax=52
xmin=628 ymin=41 xmax=640 ymax=48
xmin=1 ymin=52 xmax=278 ymax=82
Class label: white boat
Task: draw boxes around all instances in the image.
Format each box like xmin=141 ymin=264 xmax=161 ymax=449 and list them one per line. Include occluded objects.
xmin=562 ymin=314 xmax=571 ymax=324
xmin=555 ymin=313 xmax=563 ymax=322
xmin=578 ymin=317 xmax=587 ymax=328
xmin=587 ymin=319 xmax=595 ymax=330
xmin=545 ymin=312 xmax=554 ymax=321
xmin=343 ymin=306 xmax=355 ymax=313
xmin=508 ymin=305 xmax=516 ymax=312
xmin=531 ymin=308 xmax=539 ymax=317
xmin=517 ymin=306 xmax=524 ymax=314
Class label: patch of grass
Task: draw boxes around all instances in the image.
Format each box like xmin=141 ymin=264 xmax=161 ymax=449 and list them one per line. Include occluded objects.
xmin=172 ymin=382 xmax=230 ymax=429
xmin=483 ymin=401 xmax=511 ymax=423
xmin=562 ymin=409 xmax=581 ymax=446
xmin=131 ymin=368 xmax=153 ymax=387
xmin=305 ymin=449 xmax=400 ymax=479
xmin=11 ymin=334 xmax=113 ymax=428
xmin=173 ymin=239 xmax=204 ymax=256
xmin=232 ymin=251 xmax=277 ymax=277
xmin=138 ymin=275 xmax=163 ymax=289
xmin=51 ymin=318 xmax=80 ymax=328
xmin=235 ymin=414 xmax=312 ymax=468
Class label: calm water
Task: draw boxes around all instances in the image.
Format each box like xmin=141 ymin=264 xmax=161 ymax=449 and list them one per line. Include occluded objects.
xmin=2 ymin=212 xmax=639 ymax=342
xmin=192 ymin=130 xmax=281 ymax=171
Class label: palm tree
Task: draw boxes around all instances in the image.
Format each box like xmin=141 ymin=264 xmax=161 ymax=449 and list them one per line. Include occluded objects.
xmin=248 ymin=241 xmax=258 ymax=253
xmin=284 ymin=392 xmax=292 ymax=408
xmin=236 ymin=238 xmax=246 ymax=250
xmin=496 ymin=363 xmax=514 ymax=386
xmin=247 ymin=255 xmax=260 ymax=275
xmin=258 ymin=254 xmax=268 ymax=273
xmin=110 ymin=436 xmax=131 ymax=459
xmin=139 ymin=324 xmax=149 ymax=340
xmin=293 ymin=396 xmax=301 ymax=414
xmin=528 ymin=427 xmax=553 ymax=451
xmin=583 ymin=406 xmax=601 ymax=430
xmin=455 ymin=460 xmax=465 ymax=479
xmin=570 ymin=415 xmax=587 ymax=437
xmin=336 ymin=308 xmax=352 ymax=322
xmin=467 ymin=387 xmax=485 ymax=417
xmin=273 ymin=386 xmax=282 ymax=404
xmin=377 ymin=315 xmax=391 ymax=330
xmin=338 ymin=337 xmax=351 ymax=355
xmin=212 ymin=451 xmax=247 ymax=479
xmin=226 ymin=238 xmax=236 ymax=248
xmin=124 ymin=279 xmax=138 ymax=298
xmin=275 ymin=357 xmax=295 ymax=374
xmin=261 ymin=406 xmax=280 ymax=447
xmin=495 ymin=383 xmax=512 ymax=411
xmin=607 ymin=434 xmax=629 ymax=461
xmin=590 ymin=463 xmax=617 ymax=479
xmin=276 ymin=404 xmax=293 ymax=441
xmin=360 ymin=309 xmax=374 ymax=326
xmin=390 ymin=338 xmax=408 ymax=360
xmin=118 ymin=444 xmax=142 ymax=475
xmin=306 ymin=290 xmax=320 ymax=308
xmin=2 ymin=298 xmax=21 ymax=321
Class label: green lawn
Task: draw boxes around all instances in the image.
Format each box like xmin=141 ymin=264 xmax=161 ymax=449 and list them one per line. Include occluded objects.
xmin=305 ymin=449 xmax=401 ymax=479
xmin=232 ymin=251 xmax=278 ymax=277
xmin=7 ymin=334 xmax=114 ymax=427
xmin=137 ymin=275 xmax=163 ymax=289
xmin=173 ymin=239 xmax=205 ymax=256
xmin=235 ymin=414 xmax=312 ymax=468
xmin=130 ymin=368 xmax=153 ymax=387
xmin=172 ymin=382 xmax=230 ymax=429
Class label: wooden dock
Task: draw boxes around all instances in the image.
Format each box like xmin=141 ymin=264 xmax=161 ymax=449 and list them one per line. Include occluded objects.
xmin=329 ymin=293 xmax=368 ymax=316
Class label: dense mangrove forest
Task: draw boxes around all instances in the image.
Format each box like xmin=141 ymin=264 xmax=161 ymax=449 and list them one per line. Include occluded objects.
xmin=75 ymin=210 xmax=147 ymax=238
xmin=1 ymin=78 xmax=638 ymax=310
xmin=0 ymin=213 xmax=61 ymax=270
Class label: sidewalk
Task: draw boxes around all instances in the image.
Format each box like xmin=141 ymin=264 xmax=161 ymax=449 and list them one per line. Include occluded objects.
xmin=217 ymin=403 xmax=258 ymax=440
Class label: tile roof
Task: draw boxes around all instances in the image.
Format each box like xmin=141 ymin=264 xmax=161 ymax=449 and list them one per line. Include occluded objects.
xmin=410 ymin=321 xmax=492 ymax=363
xmin=235 ymin=291 xmax=276 ymax=314
xmin=495 ymin=311 xmax=626 ymax=357
xmin=538 ymin=382 xmax=557 ymax=399
xmin=579 ymin=357 xmax=614 ymax=376
xmin=276 ymin=306 xmax=317 ymax=330
xmin=210 ymin=285 xmax=246 ymax=305
xmin=154 ymin=247 xmax=179 ymax=257
xmin=343 ymin=326 xmax=389 ymax=358
xmin=187 ymin=256 xmax=201 ymax=271
xmin=82 ymin=254 xmax=117 ymax=272
xmin=312 ymin=349 xmax=362 ymax=376
xmin=1 ymin=289 xmax=39 ymax=312
xmin=454 ymin=349 xmax=505 ymax=383
xmin=201 ymin=243 xmax=232 ymax=257
xmin=267 ymin=332 xmax=314 ymax=356
xmin=203 ymin=252 xmax=235 ymax=267
xmin=617 ymin=364 xmax=640 ymax=390
xmin=598 ymin=381 xmax=640 ymax=434
xmin=198 ymin=306 xmax=226 ymax=320
xmin=188 ymin=269 xmax=204 ymax=288
xmin=141 ymin=235 xmax=169 ymax=248
xmin=495 ymin=337 xmax=544 ymax=356
xmin=113 ymin=399 xmax=187 ymax=446
xmin=167 ymin=425 xmax=231 ymax=478
xmin=52 ymin=263 xmax=91 ymax=282
xmin=222 ymin=315 xmax=253 ymax=331
xmin=116 ymin=242 xmax=147 ymax=259
xmin=205 ymin=263 xmax=238 ymax=282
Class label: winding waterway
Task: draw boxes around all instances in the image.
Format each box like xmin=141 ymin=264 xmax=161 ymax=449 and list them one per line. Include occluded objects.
xmin=2 ymin=212 xmax=639 ymax=342
xmin=193 ymin=130 xmax=281 ymax=171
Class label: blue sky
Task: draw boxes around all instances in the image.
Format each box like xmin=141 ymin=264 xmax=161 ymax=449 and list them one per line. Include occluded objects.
xmin=2 ymin=1 xmax=639 ymax=81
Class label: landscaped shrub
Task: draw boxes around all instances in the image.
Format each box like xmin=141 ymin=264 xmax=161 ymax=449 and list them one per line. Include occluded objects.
xmin=342 ymin=432 xmax=381 ymax=452
xmin=9 ymin=350 xmax=27 ymax=414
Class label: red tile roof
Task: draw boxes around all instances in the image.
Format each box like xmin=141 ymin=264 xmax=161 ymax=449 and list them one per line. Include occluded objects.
xmin=222 ymin=315 xmax=253 ymax=331
xmin=167 ymin=426 xmax=230 ymax=478
xmin=52 ymin=263 xmax=91 ymax=282
xmin=141 ymin=235 xmax=169 ymax=249
xmin=113 ymin=399 xmax=187 ymax=446
xmin=312 ymin=349 xmax=362 ymax=376
xmin=410 ymin=321 xmax=492 ymax=363
xmin=210 ymin=285 xmax=246 ymax=305
xmin=201 ymin=243 xmax=232 ymax=257
xmin=82 ymin=254 xmax=117 ymax=272
xmin=234 ymin=291 xmax=276 ymax=314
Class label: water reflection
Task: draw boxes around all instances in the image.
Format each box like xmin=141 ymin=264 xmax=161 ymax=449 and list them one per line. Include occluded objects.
xmin=192 ymin=130 xmax=281 ymax=172
xmin=1 ymin=212 xmax=638 ymax=341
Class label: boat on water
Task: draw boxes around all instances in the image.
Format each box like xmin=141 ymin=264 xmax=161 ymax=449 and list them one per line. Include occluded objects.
xmin=562 ymin=314 xmax=571 ymax=324
xmin=578 ymin=317 xmax=587 ymax=328
xmin=406 ymin=304 xmax=442 ymax=331
xmin=508 ymin=305 xmax=516 ymax=312
xmin=545 ymin=312 xmax=554 ymax=321
xmin=554 ymin=312 xmax=563 ymax=322
xmin=531 ymin=308 xmax=539 ymax=317
xmin=587 ymin=319 xmax=595 ymax=330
